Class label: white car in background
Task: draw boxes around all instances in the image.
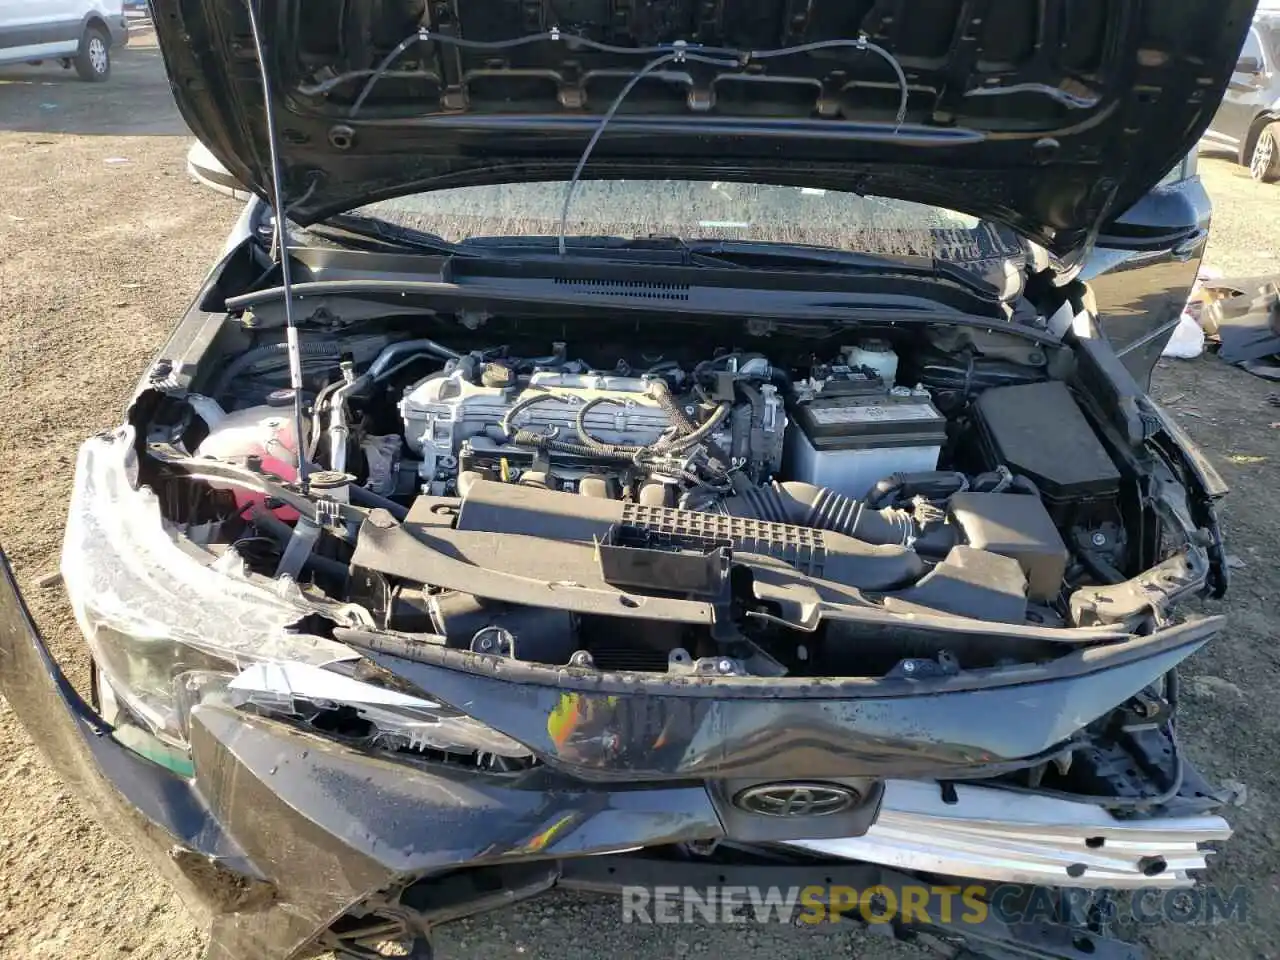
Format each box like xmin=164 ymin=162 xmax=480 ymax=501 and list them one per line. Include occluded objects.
xmin=0 ymin=0 xmax=129 ymax=81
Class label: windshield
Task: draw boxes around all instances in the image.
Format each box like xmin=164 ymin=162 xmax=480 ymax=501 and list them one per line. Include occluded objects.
xmin=353 ymin=180 xmax=1016 ymax=264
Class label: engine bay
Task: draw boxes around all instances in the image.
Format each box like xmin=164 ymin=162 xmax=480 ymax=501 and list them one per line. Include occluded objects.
xmin=140 ymin=311 xmax=1211 ymax=684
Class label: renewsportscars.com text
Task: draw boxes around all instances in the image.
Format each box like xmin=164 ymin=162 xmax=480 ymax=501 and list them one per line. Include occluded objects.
xmin=621 ymin=884 xmax=1249 ymax=927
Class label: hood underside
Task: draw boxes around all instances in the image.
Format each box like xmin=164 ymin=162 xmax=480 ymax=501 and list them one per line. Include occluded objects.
xmin=153 ymin=0 xmax=1254 ymax=254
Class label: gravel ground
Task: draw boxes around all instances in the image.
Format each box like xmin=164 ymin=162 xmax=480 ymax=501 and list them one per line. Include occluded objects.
xmin=2 ymin=31 xmax=1279 ymax=960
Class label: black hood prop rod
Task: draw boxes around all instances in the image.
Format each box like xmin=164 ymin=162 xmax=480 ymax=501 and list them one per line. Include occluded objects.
xmin=243 ymin=0 xmax=310 ymax=492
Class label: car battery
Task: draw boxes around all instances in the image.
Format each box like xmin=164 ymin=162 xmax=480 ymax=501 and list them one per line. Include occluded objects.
xmin=785 ymin=378 xmax=946 ymax=500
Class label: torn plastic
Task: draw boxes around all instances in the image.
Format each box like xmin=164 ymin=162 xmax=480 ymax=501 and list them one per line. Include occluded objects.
xmin=60 ymin=428 xmax=358 ymax=743
xmin=226 ymin=661 xmax=531 ymax=758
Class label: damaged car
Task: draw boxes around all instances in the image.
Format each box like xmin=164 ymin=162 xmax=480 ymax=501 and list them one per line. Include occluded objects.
xmin=0 ymin=2 xmax=1253 ymax=959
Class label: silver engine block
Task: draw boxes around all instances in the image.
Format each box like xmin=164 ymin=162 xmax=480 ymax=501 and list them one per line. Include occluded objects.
xmin=400 ymin=364 xmax=785 ymax=491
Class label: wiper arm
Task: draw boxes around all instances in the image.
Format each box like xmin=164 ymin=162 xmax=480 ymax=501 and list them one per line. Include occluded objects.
xmin=308 ymin=214 xmax=471 ymax=256
xmin=294 ymin=226 xmax=998 ymax=299
xmin=684 ymin=239 xmax=1002 ymax=298
xmin=459 ymin=233 xmax=750 ymax=268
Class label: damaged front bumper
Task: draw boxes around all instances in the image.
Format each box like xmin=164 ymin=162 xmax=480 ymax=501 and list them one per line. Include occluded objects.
xmin=0 ymin=577 xmax=1234 ymax=960
xmin=0 ymin=432 xmax=1233 ymax=960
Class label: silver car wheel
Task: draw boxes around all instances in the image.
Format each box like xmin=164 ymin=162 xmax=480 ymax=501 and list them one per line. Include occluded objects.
xmin=88 ymin=36 xmax=108 ymax=75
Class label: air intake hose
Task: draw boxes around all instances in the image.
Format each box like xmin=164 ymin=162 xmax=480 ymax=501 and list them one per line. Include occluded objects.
xmin=864 ymin=470 xmax=970 ymax=509
xmin=718 ymin=481 xmax=955 ymax=556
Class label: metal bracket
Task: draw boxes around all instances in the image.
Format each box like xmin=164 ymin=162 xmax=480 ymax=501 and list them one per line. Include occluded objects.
xmin=275 ymin=516 xmax=321 ymax=581
xmin=889 ymin=651 xmax=960 ymax=679
xmin=470 ymin=626 xmax=514 ymax=658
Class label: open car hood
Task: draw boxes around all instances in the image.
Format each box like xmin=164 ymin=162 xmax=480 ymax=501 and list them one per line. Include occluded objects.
xmin=153 ymin=0 xmax=1253 ymax=256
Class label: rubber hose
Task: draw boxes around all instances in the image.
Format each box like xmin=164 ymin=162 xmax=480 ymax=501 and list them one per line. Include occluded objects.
xmin=209 ymin=340 xmax=346 ymax=399
xmin=1009 ymin=474 xmax=1040 ymax=497
xmin=718 ymin=481 xmax=917 ymax=546
xmin=248 ymin=507 xmax=351 ymax=580
xmin=347 ymin=484 xmax=409 ymax=521
xmin=865 ymin=470 xmax=969 ymax=509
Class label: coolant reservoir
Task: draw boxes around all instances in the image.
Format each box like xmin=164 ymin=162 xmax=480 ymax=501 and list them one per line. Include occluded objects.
xmin=193 ymin=393 xmax=306 ymax=520
xmin=843 ymin=340 xmax=899 ymax=384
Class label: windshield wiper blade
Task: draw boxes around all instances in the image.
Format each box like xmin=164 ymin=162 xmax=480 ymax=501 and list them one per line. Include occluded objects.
xmin=460 ymin=234 xmax=749 ymax=268
xmin=683 ymin=239 xmax=1002 ymax=297
xmin=309 ymin=213 xmax=472 ymax=256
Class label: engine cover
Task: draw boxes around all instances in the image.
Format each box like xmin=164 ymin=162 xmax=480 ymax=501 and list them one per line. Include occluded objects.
xmin=401 ymin=368 xmax=785 ymax=488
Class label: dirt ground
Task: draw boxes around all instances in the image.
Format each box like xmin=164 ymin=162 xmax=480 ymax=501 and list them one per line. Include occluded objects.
xmin=2 ymin=31 xmax=1279 ymax=960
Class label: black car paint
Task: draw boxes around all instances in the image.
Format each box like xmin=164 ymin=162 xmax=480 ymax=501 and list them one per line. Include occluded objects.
xmin=1204 ymin=12 xmax=1280 ymax=164
xmin=0 ymin=555 xmax=719 ymax=959
xmin=341 ymin=622 xmax=1216 ymax=782
xmin=1084 ymin=157 xmax=1213 ymax=387
xmin=0 ymin=546 xmax=1158 ymax=960
xmin=149 ymin=0 xmax=1256 ymax=257
xmin=0 ymin=539 xmax=1204 ymax=960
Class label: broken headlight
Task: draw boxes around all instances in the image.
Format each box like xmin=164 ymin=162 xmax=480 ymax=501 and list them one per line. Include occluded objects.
xmin=61 ymin=430 xmax=528 ymax=764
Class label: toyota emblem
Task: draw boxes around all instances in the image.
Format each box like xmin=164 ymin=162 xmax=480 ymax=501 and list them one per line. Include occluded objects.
xmin=732 ymin=782 xmax=859 ymax=818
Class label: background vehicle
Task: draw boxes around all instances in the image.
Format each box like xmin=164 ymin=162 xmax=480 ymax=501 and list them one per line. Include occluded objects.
xmin=1203 ymin=8 xmax=1280 ymax=181
xmin=0 ymin=0 xmax=128 ymax=82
